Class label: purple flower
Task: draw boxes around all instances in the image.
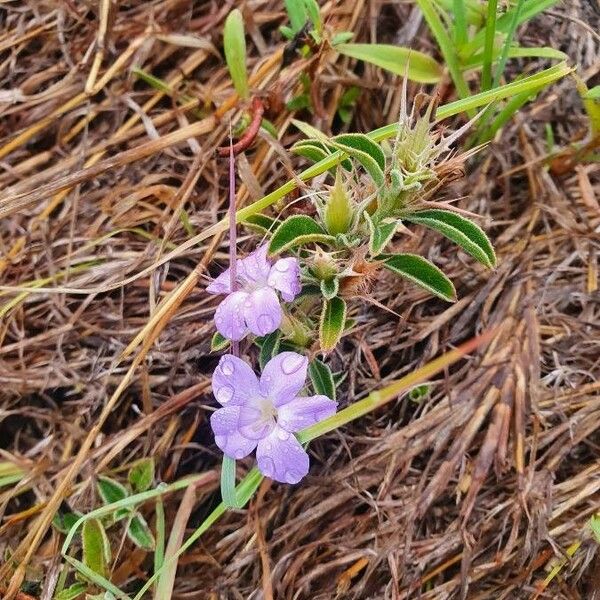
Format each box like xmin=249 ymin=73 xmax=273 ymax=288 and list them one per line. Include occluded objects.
xmin=206 ymin=245 xmax=301 ymax=341
xmin=210 ymin=352 xmax=337 ymax=483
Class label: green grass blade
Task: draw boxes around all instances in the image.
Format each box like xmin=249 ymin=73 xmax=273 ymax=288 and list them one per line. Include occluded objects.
xmin=415 ymin=0 xmax=472 ymax=113
xmin=452 ymin=0 xmax=468 ymax=47
xmin=481 ymin=0 xmax=498 ymax=91
xmin=335 ymin=43 xmax=443 ymax=83
xmin=492 ymin=0 xmax=525 ymax=89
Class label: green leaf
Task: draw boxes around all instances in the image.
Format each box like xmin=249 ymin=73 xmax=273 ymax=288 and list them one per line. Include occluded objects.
xmin=364 ymin=212 xmax=397 ymax=255
xmin=436 ymin=62 xmax=571 ymax=121
xmin=211 ymin=331 xmax=230 ymax=352
xmin=82 ymin=519 xmax=111 ymax=578
xmin=590 ymin=514 xmax=600 ymax=544
xmin=413 ymin=0 xmax=472 ymax=111
xmin=330 ymin=133 xmax=386 ymax=187
xmin=97 ymin=476 xmax=128 ymax=505
xmin=331 ymin=31 xmax=354 ymax=45
xmin=292 ymin=140 xmax=353 ymax=170
xmin=308 ymin=358 xmax=336 ymax=400
xmin=324 ymin=170 xmax=353 ymax=235
xmin=128 ymin=458 xmax=155 ymax=494
xmin=382 ymin=253 xmax=456 ymax=302
xmin=320 ymin=277 xmax=339 ymax=300
xmin=463 ymin=46 xmax=567 ymax=70
xmin=223 ymin=9 xmax=248 ymax=99
xmin=285 ymin=0 xmax=308 ymax=32
xmin=55 ymin=582 xmax=87 ymax=600
xmin=303 ymin=0 xmax=322 ymax=34
xmin=242 ymin=214 xmax=278 ymax=234
xmin=220 ymin=456 xmax=240 ymax=508
xmin=319 ymin=297 xmax=347 ymax=352
xmin=461 ymin=0 xmax=560 ymax=57
xmin=269 ymin=215 xmax=335 ymax=255
xmin=127 ymin=514 xmax=155 ymax=551
xmin=335 ymin=43 xmax=443 ymax=84
xmin=53 ymin=511 xmax=81 ymax=534
xmin=584 ymin=86 xmax=600 ymax=100
xmin=258 ymin=330 xmax=282 ymax=369
xmin=404 ymin=209 xmax=496 ymax=268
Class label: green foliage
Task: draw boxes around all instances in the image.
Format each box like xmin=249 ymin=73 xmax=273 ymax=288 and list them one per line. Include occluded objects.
xmin=53 ymin=511 xmax=82 ymax=534
xmin=320 ymin=277 xmax=339 ymax=300
xmin=309 ymin=358 xmax=336 ymax=400
xmin=404 ymin=210 xmax=496 ymax=268
xmin=324 ymin=171 xmax=353 ymax=235
xmin=128 ymin=458 xmax=155 ymax=494
xmin=54 ymin=582 xmax=87 ymax=600
xmin=319 ymin=297 xmax=347 ymax=352
xmin=335 ymin=43 xmax=443 ymax=84
xmin=211 ymin=331 xmax=230 ymax=352
xmin=221 ymin=456 xmax=240 ymax=508
xmin=258 ymin=330 xmax=282 ymax=369
xmin=223 ymin=9 xmax=249 ymax=99
xmin=97 ymin=477 xmax=128 ymax=505
xmin=590 ymin=514 xmax=600 ymax=543
xmin=82 ymin=519 xmax=111 ymax=579
xmin=242 ymin=213 xmax=279 ymax=234
xmin=269 ymin=215 xmax=335 ymax=254
xmin=127 ymin=514 xmax=155 ymax=551
xmin=365 ymin=213 xmax=397 ymax=256
xmin=382 ymin=254 xmax=456 ymax=302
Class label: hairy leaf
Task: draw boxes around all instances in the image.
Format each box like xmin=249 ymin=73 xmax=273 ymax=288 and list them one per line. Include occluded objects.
xmin=319 ymin=297 xmax=347 ymax=352
xmin=128 ymin=458 xmax=155 ymax=494
xmin=127 ymin=514 xmax=155 ymax=551
xmin=97 ymin=476 xmax=128 ymax=505
xmin=309 ymin=358 xmax=336 ymax=400
xmin=382 ymin=253 xmax=456 ymax=302
xmin=82 ymin=518 xmax=111 ymax=578
xmin=269 ymin=215 xmax=335 ymax=254
xmin=405 ymin=209 xmax=496 ymax=268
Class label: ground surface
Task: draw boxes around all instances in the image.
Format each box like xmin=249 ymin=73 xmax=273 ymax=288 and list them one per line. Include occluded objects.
xmin=0 ymin=1 xmax=599 ymax=599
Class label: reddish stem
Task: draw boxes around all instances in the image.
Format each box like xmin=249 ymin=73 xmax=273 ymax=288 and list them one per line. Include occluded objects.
xmin=217 ymin=97 xmax=264 ymax=157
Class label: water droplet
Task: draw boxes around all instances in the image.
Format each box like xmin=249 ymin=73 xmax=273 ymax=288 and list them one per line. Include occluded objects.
xmin=257 ymin=314 xmax=274 ymax=334
xmin=216 ymin=385 xmax=234 ymax=404
xmin=276 ymin=428 xmax=290 ymax=441
xmin=259 ymin=457 xmax=275 ymax=477
xmin=221 ymin=359 xmax=234 ymax=376
xmin=244 ymin=300 xmax=253 ymax=309
xmin=281 ymin=353 xmax=306 ymax=375
xmin=276 ymin=261 xmax=289 ymax=272
xmin=234 ymin=448 xmax=245 ymax=459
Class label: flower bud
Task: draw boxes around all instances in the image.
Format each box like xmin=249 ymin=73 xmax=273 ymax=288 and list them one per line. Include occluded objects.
xmin=324 ymin=170 xmax=353 ymax=235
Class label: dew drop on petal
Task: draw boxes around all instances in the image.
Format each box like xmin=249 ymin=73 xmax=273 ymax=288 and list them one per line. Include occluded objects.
xmin=281 ymin=353 xmax=306 ymax=375
xmin=275 ymin=261 xmax=289 ymax=272
xmin=216 ymin=385 xmax=234 ymax=404
xmin=276 ymin=428 xmax=290 ymax=441
xmin=221 ymin=359 xmax=234 ymax=376
xmin=234 ymin=448 xmax=245 ymax=459
xmin=259 ymin=457 xmax=275 ymax=478
xmin=257 ymin=314 xmax=274 ymax=333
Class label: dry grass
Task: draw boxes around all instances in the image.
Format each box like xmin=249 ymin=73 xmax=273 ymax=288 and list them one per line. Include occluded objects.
xmin=0 ymin=1 xmax=599 ymax=599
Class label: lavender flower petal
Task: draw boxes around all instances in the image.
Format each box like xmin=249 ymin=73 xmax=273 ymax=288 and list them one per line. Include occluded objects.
xmin=206 ymin=269 xmax=232 ymax=295
xmin=277 ymin=395 xmax=337 ymax=432
xmin=238 ymin=244 xmax=271 ymax=285
xmin=214 ymin=290 xmax=249 ymax=341
xmin=256 ymin=425 xmax=309 ymax=483
xmin=211 ymin=408 xmax=258 ymax=459
xmin=259 ymin=352 xmax=308 ymax=406
xmin=242 ymin=287 xmax=282 ymax=337
xmin=212 ymin=354 xmax=259 ymax=406
xmin=267 ymin=257 xmax=301 ymax=302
